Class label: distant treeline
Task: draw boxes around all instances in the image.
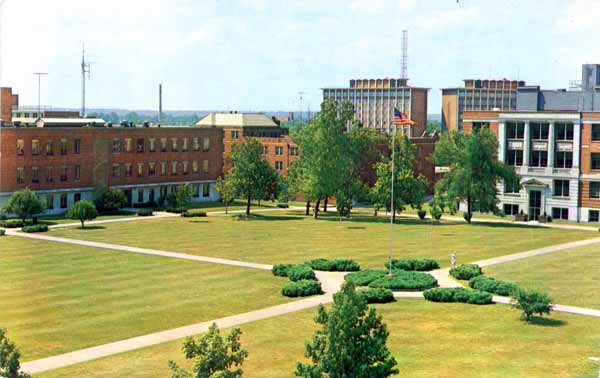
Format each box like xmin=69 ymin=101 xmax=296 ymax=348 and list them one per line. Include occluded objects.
xmin=89 ymin=112 xmax=202 ymax=126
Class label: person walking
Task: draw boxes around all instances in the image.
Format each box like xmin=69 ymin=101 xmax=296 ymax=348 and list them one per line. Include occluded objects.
xmin=451 ymin=252 xmax=457 ymax=269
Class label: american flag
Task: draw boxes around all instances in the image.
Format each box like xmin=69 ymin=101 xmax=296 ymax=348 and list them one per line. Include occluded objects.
xmin=393 ymin=108 xmax=415 ymax=126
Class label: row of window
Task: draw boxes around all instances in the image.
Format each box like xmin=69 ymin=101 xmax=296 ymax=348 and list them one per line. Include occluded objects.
xmin=135 ymin=184 xmax=211 ymax=203
xmin=112 ymin=136 xmax=210 ymax=153
xmin=505 ymin=149 xmax=573 ymax=168
xmin=502 ymin=204 xmax=569 ymax=220
xmin=503 ymin=179 xmax=571 ymax=197
xmin=17 ymin=165 xmax=80 ymax=184
xmin=112 ymin=160 xmax=210 ymax=178
xmin=505 ymin=122 xmax=574 ymax=141
xmin=17 ymin=138 xmax=80 ymax=156
xmin=45 ymin=192 xmax=81 ymax=210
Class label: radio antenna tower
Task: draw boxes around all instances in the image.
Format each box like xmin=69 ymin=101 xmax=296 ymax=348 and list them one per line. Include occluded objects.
xmin=401 ymin=30 xmax=408 ymax=80
xmin=298 ymin=91 xmax=305 ymax=122
xmin=81 ymin=43 xmax=91 ymax=117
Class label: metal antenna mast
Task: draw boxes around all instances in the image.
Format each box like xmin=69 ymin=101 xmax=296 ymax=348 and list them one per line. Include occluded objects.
xmin=401 ymin=30 xmax=408 ymax=80
xmin=81 ymin=43 xmax=91 ymax=117
xmin=34 ymin=72 xmax=48 ymax=118
xmin=298 ymin=91 xmax=305 ymax=122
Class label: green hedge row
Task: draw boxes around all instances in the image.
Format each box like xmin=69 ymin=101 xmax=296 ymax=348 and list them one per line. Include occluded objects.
xmin=449 ymin=264 xmax=482 ymax=280
xmin=137 ymin=209 xmax=154 ymax=217
xmin=282 ymin=280 xmax=322 ymax=297
xmin=181 ymin=210 xmax=207 ymax=217
xmin=307 ymin=258 xmax=360 ymax=272
xmin=287 ymin=264 xmax=316 ymax=281
xmin=271 ymin=263 xmax=293 ymax=277
xmin=345 ymin=269 xmax=388 ymax=286
xmin=0 ymin=219 xmax=25 ymax=228
xmin=368 ymin=270 xmax=437 ymax=291
xmin=0 ymin=229 xmax=5 ymax=236
xmin=357 ymin=287 xmax=395 ymax=303
xmin=423 ymin=287 xmax=493 ymax=305
xmin=468 ymin=276 xmax=519 ymax=296
xmin=384 ymin=258 xmax=440 ymax=272
xmin=21 ymin=224 xmax=48 ymax=233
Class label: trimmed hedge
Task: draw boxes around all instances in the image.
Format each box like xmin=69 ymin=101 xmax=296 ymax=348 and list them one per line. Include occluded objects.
xmin=0 ymin=229 xmax=5 ymax=236
xmin=21 ymin=224 xmax=48 ymax=233
xmin=181 ymin=210 xmax=207 ymax=217
xmin=137 ymin=209 xmax=154 ymax=217
xmin=0 ymin=219 xmax=25 ymax=228
xmin=345 ymin=269 xmax=388 ymax=286
xmin=282 ymin=280 xmax=322 ymax=297
xmin=276 ymin=203 xmax=289 ymax=208
xmin=165 ymin=207 xmax=186 ymax=214
xmin=469 ymin=275 xmax=519 ymax=296
xmin=368 ymin=270 xmax=437 ymax=291
xmin=417 ymin=209 xmax=427 ymax=220
xmin=449 ymin=264 xmax=482 ymax=280
xmin=271 ymin=263 xmax=293 ymax=277
xmin=287 ymin=264 xmax=316 ymax=281
xmin=384 ymin=258 xmax=439 ymax=272
xmin=423 ymin=287 xmax=493 ymax=305
xmin=307 ymin=258 xmax=360 ymax=272
xmin=357 ymin=287 xmax=395 ymax=303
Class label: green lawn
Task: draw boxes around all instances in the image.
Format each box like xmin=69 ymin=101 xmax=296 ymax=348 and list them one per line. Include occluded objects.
xmin=48 ymin=212 xmax=597 ymax=269
xmin=38 ymin=299 xmax=600 ymax=378
xmin=0 ymin=236 xmax=291 ymax=361
xmin=38 ymin=211 xmax=136 ymax=225
xmin=485 ymin=243 xmax=600 ymax=309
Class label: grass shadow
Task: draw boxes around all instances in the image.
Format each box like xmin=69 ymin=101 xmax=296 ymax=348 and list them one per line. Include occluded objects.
xmin=77 ymin=225 xmax=106 ymax=230
xmin=469 ymin=221 xmax=551 ymax=231
xmin=233 ymin=213 xmax=304 ymax=222
xmin=189 ymin=220 xmax=209 ymax=224
xmin=526 ymin=316 xmax=567 ymax=327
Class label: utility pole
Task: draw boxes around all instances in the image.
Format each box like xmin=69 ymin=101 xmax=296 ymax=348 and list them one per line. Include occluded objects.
xmin=34 ymin=72 xmax=48 ymax=118
xmin=298 ymin=91 xmax=305 ymax=123
xmin=81 ymin=43 xmax=91 ymax=117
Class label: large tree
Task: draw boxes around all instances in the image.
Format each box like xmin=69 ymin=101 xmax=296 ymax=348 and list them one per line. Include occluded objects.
xmin=66 ymin=200 xmax=98 ymax=229
xmin=295 ymin=283 xmax=398 ymax=378
xmin=229 ymin=139 xmax=279 ymax=215
xmin=432 ymin=128 xmax=518 ymax=223
xmin=94 ymin=188 xmax=127 ymax=213
xmin=215 ymin=176 xmax=236 ymax=215
xmin=3 ymin=189 xmax=46 ymax=223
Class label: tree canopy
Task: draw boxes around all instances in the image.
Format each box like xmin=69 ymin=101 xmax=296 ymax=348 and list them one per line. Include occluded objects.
xmin=3 ymin=189 xmax=46 ymax=223
xmin=215 ymin=176 xmax=236 ymax=214
xmin=0 ymin=328 xmax=31 ymax=378
xmin=66 ymin=200 xmax=98 ymax=229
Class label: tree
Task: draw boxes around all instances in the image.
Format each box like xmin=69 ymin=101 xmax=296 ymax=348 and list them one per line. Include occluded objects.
xmin=94 ymin=188 xmax=127 ymax=213
xmin=3 ymin=189 xmax=46 ymax=223
xmin=426 ymin=120 xmax=441 ymax=134
xmin=295 ymin=283 xmax=398 ymax=378
xmin=168 ymin=323 xmax=248 ymax=378
xmin=371 ymin=135 xmax=427 ymax=222
xmin=0 ymin=328 xmax=32 ymax=378
xmin=432 ymin=128 xmax=519 ymax=223
xmin=215 ymin=177 xmax=236 ymax=215
xmin=66 ymin=200 xmax=98 ymax=229
xmin=228 ymin=139 xmax=279 ymax=216
xmin=174 ymin=184 xmax=194 ymax=211
xmin=512 ymin=289 xmax=552 ymax=322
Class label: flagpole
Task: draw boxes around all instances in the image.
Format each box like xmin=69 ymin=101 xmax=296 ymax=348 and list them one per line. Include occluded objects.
xmin=388 ymin=121 xmax=396 ymax=277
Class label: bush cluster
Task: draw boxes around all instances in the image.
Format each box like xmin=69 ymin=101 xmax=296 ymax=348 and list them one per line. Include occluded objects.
xmin=181 ymin=210 xmax=207 ymax=217
xmin=423 ymin=287 xmax=493 ymax=305
xmin=345 ymin=269 xmax=387 ymax=286
xmin=368 ymin=270 xmax=437 ymax=291
xmin=0 ymin=229 xmax=5 ymax=236
xmin=384 ymin=258 xmax=439 ymax=272
xmin=133 ymin=201 xmax=158 ymax=209
xmin=276 ymin=203 xmax=289 ymax=208
xmin=469 ymin=276 xmax=519 ymax=296
xmin=21 ymin=224 xmax=48 ymax=233
xmin=271 ymin=263 xmax=293 ymax=277
xmin=282 ymin=279 xmax=322 ymax=297
xmin=287 ymin=264 xmax=317 ymax=281
xmin=0 ymin=219 xmax=25 ymax=228
xmin=449 ymin=264 xmax=482 ymax=280
xmin=137 ymin=209 xmax=154 ymax=217
xmin=357 ymin=287 xmax=395 ymax=303
xmin=430 ymin=206 xmax=443 ymax=220
xmin=165 ymin=207 xmax=187 ymax=214
xmin=307 ymin=258 xmax=360 ymax=272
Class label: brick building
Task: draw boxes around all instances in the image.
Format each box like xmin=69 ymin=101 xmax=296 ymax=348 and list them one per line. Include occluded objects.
xmin=1 ymin=87 xmax=19 ymax=124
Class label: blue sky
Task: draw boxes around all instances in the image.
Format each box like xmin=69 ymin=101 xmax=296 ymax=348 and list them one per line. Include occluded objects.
xmin=2 ymin=0 xmax=600 ymax=114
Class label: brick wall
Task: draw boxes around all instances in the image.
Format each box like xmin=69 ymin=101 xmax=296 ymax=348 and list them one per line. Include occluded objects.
xmin=410 ymin=88 xmax=428 ymax=137
xmin=1 ymin=87 xmax=18 ymax=122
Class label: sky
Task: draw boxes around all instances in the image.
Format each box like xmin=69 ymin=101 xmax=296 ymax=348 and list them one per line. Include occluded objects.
xmin=2 ymin=0 xmax=600 ymax=114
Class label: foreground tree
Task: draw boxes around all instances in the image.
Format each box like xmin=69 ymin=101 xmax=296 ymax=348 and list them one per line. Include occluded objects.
xmin=512 ymin=289 xmax=552 ymax=322
xmin=215 ymin=176 xmax=236 ymax=215
xmin=295 ymin=283 xmax=398 ymax=378
xmin=432 ymin=128 xmax=519 ymax=223
xmin=229 ymin=139 xmax=279 ymax=215
xmin=3 ymin=189 xmax=46 ymax=223
xmin=94 ymin=188 xmax=127 ymax=213
xmin=66 ymin=200 xmax=98 ymax=229
xmin=0 ymin=328 xmax=31 ymax=378
xmin=174 ymin=184 xmax=194 ymax=211
xmin=168 ymin=323 xmax=248 ymax=378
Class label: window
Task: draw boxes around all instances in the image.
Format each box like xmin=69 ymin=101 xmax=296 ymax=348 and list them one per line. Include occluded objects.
xmin=31 ymin=139 xmax=40 ymax=155
xmin=149 ymin=189 xmax=155 ymax=203
xmin=137 ymin=163 xmax=144 ymax=177
xmin=16 ymin=139 xmax=24 ymax=155
xmin=193 ymin=137 xmax=200 ymax=151
xmin=504 ymin=181 xmax=519 ymax=194
xmin=171 ymin=161 xmax=178 ymax=175
xmin=60 ymin=193 xmax=68 ymax=209
xmin=231 ymin=130 xmax=239 ymax=139
xmin=160 ymin=138 xmax=167 ymax=152
xmin=112 ymin=139 xmax=121 ymax=153
xmin=192 ymin=160 xmax=199 ymax=173
xmin=182 ymin=138 xmax=188 ymax=152
xmin=149 ymin=138 xmax=156 ymax=152
xmin=46 ymin=194 xmax=54 ymax=210
xmin=17 ymin=167 xmax=25 ymax=184
xmin=160 ymin=161 xmax=167 ymax=176
xmin=472 ymin=122 xmax=489 ymax=132
xmin=30 ymin=166 xmax=39 ymax=183
xmin=46 ymin=166 xmax=53 ymax=182
xmin=202 ymin=183 xmax=210 ymax=197
xmin=589 ymin=210 xmax=599 ymax=222
xmin=530 ymin=150 xmax=547 ymax=167
xmin=590 ymin=182 xmax=600 ymax=198
xmin=124 ymin=138 xmax=133 ymax=152
xmin=112 ymin=164 xmax=121 ymax=177
xmin=555 ymin=151 xmax=573 ymax=168
xmin=193 ymin=184 xmax=200 ymax=198
xmin=148 ymin=162 xmax=156 ymax=176
xmin=60 ymin=165 xmax=68 ymax=181
xmin=506 ymin=149 xmax=523 ymax=166
xmin=506 ymin=122 xmax=525 ymax=139
xmin=125 ymin=163 xmax=132 ymax=177
xmin=182 ymin=161 xmax=189 ymax=175
xmin=74 ymin=139 xmax=81 ymax=154
xmin=136 ymin=138 xmax=145 ymax=153
xmin=503 ymin=204 xmax=519 ymax=215
xmin=592 ymin=153 xmax=600 ymax=170
xmin=203 ymin=137 xmax=210 ymax=151
xmin=46 ymin=140 xmax=53 ymax=155
xmin=74 ymin=193 xmax=81 ymax=203
xmin=592 ymin=125 xmax=600 ymax=141
xmin=290 ymin=147 xmax=298 ymax=156
xmin=171 ymin=138 xmax=178 ymax=152
xmin=61 ymin=139 xmax=68 ymax=155
xmin=75 ymin=165 xmax=81 ymax=181
xmin=202 ymin=160 xmax=209 ymax=173
xmin=137 ymin=189 xmax=144 ymax=203
xmin=555 ymin=123 xmax=573 ymax=141
xmin=554 ymin=179 xmax=569 ymax=197
xmin=261 ymin=145 xmax=268 ymax=155
xmin=275 ymin=161 xmax=283 ymax=171
xmin=530 ymin=122 xmax=549 ymax=140
xmin=275 ymin=146 xmax=283 ymax=155
xmin=552 ymin=207 xmax=569 ymax=220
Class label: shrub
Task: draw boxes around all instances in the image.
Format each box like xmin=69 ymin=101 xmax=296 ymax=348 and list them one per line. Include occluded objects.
xmin=137 ymin=209 xmax=154 ymax=217
xmin=66 ymin=200 xmax=98 ymax=228
xmin=133 ymin=201 xmax=157 ymax=209
xmin=417 ymin=209 xmax=427 ymax=220
xmin=0 ymin=229 xmax=5 ymax=236
xmin=368 ymin=270 xmax=437 ymax=291
xmin=94 ymin=188 xmax=127 ymax=213
xmin=430 ymin=206 xmax=442 ymax=220
xmin=307 ymin=258 xmax=360 ymax=272
xmin=271 ymin=263 xmax=293 ymax=277
xmin=181 ymin=210 xmax=207 ymax=217
xmin=165 ymin=207 xmax=186 ymax=214
xmin=3 ymin=189 xmax=46 ymax=223
xmin=512 ymin=289 xmax=552 ymax=321
xmin=449 ymin=264 xmax=482 ymax=280
xmin=357 ymin=287 xmax=395 ymax=303
xmin=287 ymin=264 xmax=316 ymax=281
xmin=21 ymin=224 xmax=48 ymax=233
xmin=423 ymin=287 xmax=493 ymax=305
xmin=469 ymin=276 xmax=519 ymax=296
xmin=282 ymin=280 xmax=322 ymax=297
xmin=345 ymin=269 xmax=387 ymax=286
xmin=276 ymin=203 xmax=289 ymax=208
xmin=384 ymin=258 xmax=439 ymax=272
xmin=0 ymin=219 xmax=25 ymax=228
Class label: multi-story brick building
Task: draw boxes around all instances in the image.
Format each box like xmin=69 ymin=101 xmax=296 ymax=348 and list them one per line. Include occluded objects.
xmin=1 ymin=87 xmax=19 ymax=124
xmin=195 ymin=112 xmax=299 ymax=175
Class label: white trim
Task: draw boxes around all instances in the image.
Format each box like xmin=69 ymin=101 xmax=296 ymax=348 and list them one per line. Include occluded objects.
xmin=111 ymin=179 xmax=215 ymax=190
xmin=499 ymin=113 xmax=581 ymax=121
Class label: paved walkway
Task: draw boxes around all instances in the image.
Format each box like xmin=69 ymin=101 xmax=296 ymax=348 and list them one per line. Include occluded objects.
xmin=492 ymin=295 xmax=600 ymax=318
xmin=46 ymin=211 xmax=179 ymax=230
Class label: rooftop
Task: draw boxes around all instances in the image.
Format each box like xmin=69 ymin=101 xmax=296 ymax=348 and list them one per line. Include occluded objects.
xmin=195 ymin=112 xmax=278 ymax=128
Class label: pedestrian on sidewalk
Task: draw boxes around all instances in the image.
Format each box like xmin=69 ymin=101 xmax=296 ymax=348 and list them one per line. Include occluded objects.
xmin=451 ymin=252 xmax=457 ymax=269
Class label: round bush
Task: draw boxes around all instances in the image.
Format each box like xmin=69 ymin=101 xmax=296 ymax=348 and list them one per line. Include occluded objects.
xmin=271 ymin=263 xmax=293 ymax=277
xmin=307 ymin=258 xmax=360 ymax=272
xmin=368 ymin=270 xmax=437 ymax=291
xmin=430 ymin=206 xmax=442 ymax=220
xmin=137 ymin=209 xmax=154 ymax=217
xmin=276 ymin=203 xmax=289 ymax=208
xmin=0 ymin=229 xmax=5 ymax=236
xmin=21 ymin=224 xmax=48 ymax=233
xmin=287 ymin=264 xmax=316 ymax=281
xmin=468 ymin=276 xmax=519 ymax=297
xmin=345 ymin=269 xmax=387 ymax=286
xmin=384 ymin=258 xmax=440 ymax=272
xmin=417 ymin=209 xmax=427 ymax=220
xmin=423 ymin=287 xmax=493 ymax=305
xmin=449 ymin=264 xmax=482 ymax=280
xmin=282 ymin=280 xmax=322 ymax=297
xmin=357 ymin=287 xmax=395 ymax=303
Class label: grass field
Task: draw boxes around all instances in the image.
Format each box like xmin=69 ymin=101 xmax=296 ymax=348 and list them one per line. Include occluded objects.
xmin=0 ymin=236 xmax=291 ymax=361
xmin=48 ymin=212 xmax=597 ymax=269
xmin=485 ymin=243 xmax=600 ymax=309
xmin=37 ymin=299 xmax=600 ymax=378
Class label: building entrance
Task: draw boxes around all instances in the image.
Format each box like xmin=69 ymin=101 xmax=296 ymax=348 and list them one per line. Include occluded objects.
xmin=529 ymin=190 xmax=542 ymax=220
